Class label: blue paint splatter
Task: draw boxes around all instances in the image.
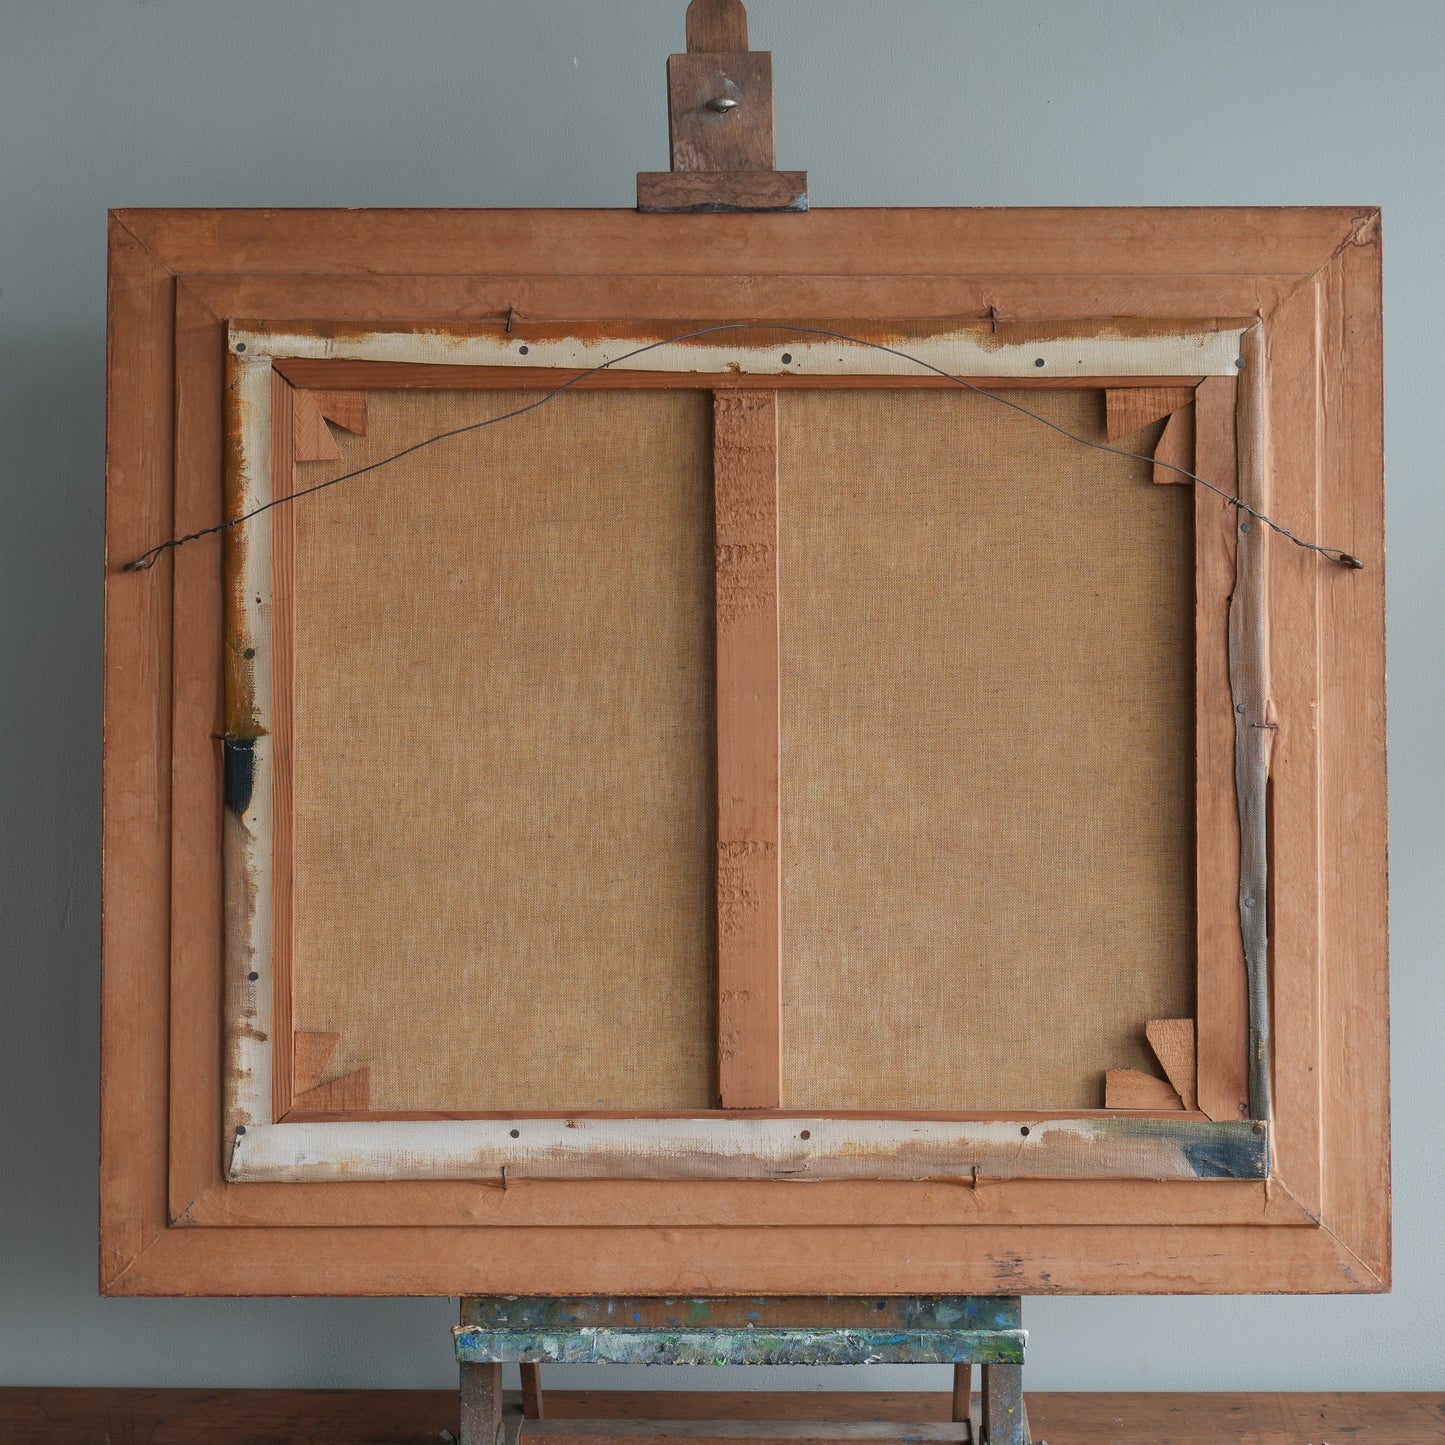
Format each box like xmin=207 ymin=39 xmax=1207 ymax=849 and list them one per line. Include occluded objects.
xmin=224 ymin=737 xmax=257 ymax=815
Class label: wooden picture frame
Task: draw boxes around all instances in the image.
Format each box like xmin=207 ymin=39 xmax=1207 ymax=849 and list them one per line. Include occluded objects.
xmin=103 ymin=206 xmax=1387 ymax=1296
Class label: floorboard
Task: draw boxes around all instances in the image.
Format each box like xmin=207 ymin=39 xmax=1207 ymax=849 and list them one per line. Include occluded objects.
xmin=0 ymin=1388 xmax=1440 ymax=1443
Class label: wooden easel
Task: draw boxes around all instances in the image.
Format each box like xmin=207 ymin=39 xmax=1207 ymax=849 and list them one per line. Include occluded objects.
xmin=454 ymin=14 xmax=1031 ymax=1443
xmin=458 ymin=13 xmax=1034 ymax=1443
xmin=454 ymin=1297 xmax=1030 ymax=1445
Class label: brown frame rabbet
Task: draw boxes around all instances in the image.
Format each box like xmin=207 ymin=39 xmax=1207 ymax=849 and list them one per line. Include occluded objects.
xmin=102 ymin=207 xmax=1387 ymax=1295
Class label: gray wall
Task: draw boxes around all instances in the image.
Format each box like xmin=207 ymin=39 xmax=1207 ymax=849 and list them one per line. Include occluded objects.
xmin=2 ymin=0 xmax=1440 ymax=1394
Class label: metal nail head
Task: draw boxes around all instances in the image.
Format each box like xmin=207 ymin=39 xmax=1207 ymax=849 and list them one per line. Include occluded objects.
xmin=707 ymin=97 xmax=739 ymax=113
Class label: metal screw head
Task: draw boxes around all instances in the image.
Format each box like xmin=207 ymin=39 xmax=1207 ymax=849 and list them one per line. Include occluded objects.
xmin=706 ymin=97 xmax=739 ymax=114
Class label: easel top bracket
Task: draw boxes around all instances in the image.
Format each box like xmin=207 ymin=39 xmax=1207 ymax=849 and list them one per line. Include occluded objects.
xmin=638 ymin=0 xmax=809 ymax=213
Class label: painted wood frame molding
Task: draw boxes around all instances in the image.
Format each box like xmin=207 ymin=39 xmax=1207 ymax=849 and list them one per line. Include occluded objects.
xmin=102 ymin=206 xmax=1386 ymax=1296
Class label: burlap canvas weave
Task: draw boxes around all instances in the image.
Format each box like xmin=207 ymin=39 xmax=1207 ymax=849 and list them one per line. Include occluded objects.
xmin=777 ymin=388 xmax=1194 ymax=1109
xmin=287 ymin=382 xmax=1194 ymax=1115
xmin=290 ymin=389 xmax=717 ymax=1111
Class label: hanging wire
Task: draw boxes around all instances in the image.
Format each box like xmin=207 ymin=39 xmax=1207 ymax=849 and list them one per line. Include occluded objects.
xmin=123 ymin=322 xmax=1364 ymax=573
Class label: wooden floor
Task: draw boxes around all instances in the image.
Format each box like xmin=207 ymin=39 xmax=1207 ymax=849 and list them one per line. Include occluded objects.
xmin=1 ymin=1388 xmax=1440 ymax=1444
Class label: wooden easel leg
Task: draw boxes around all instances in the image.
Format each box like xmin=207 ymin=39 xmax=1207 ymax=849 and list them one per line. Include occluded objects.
xmin=459 ymin=1360 xmax=502 ymax=1445
xmin=980 ymin=1362 xmax=1028 ymax=1445
xmin=952 ymin=1362 xmax=972 ymax=1424
xmin=520 ymin=1362 xmax=545 ymax=1419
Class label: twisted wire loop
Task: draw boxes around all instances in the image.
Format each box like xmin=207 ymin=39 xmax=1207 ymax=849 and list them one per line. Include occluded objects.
xmin=123 ymin=323 xmax=1363 ymax=573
